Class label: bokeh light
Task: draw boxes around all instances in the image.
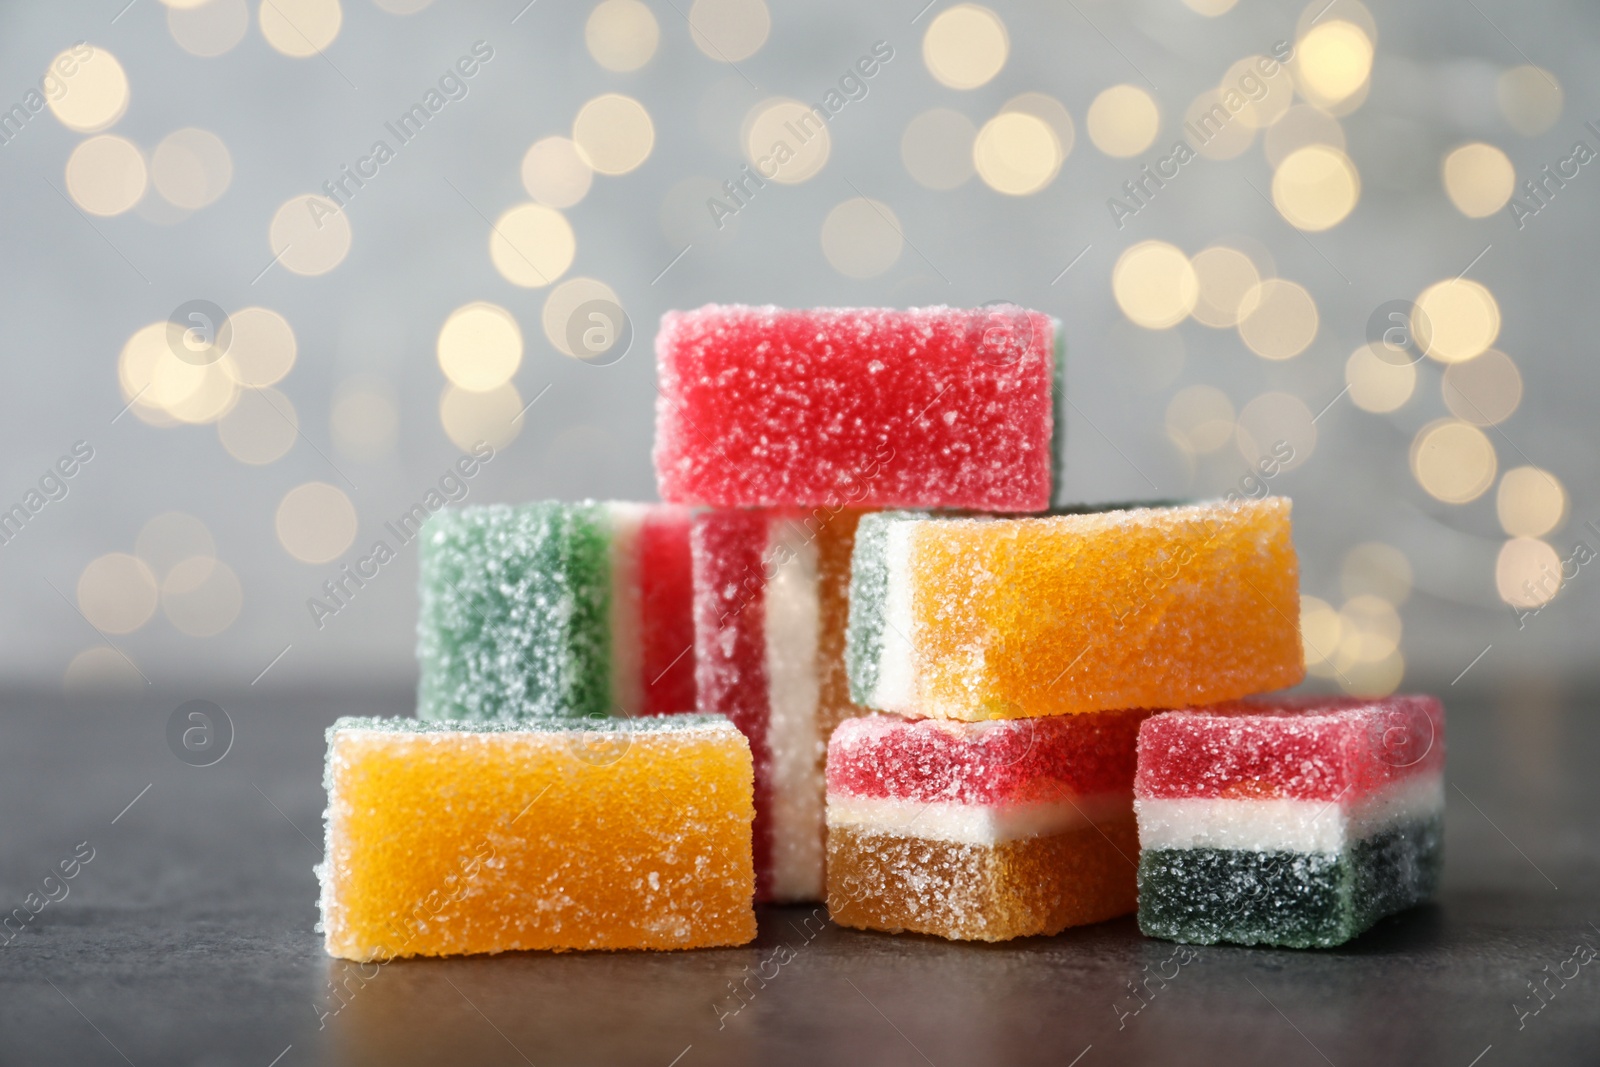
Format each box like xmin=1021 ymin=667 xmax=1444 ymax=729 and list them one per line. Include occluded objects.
xmin=269 ymin=194 xmax=352 ymax=276
xmin=689 ymin=0 xmax=771 ymax=63
xmin=543 ymin=278 xmax=622 ymax=359
xmin=1182 ymin=0 xmax=1239 ymax=14
xmin=1272 ymin=145 xmax=1360 ymax=231
xmin=923 ymin=4 xmax=1008 ymax=90
xmin=1413 ymin=279 xmax=1500 ymax=363
xmin=586 ymin=0 xmax=660 ymax=72
xmin=1294 ymin=20 xmax=1373 ymax=107
xmin=901 ymin=108 xmax=977 ymax=190
xmin=489 ymin=203 xmax=576 ymax=288
xmin=440 ymin=383 xmax=524 ymax=451
xmin=1339 ymin=594 xmax=1401 ymax=663
xmin=1442 ymin=348 xmax=1521 ymax=426
xmin=162 ymin=557 xmax=242 ymax=637
xmin=521 ymin=137 xmax=593 ymax=208
xmin=152 ymin=128 xmax=233 ymax=210
xmin=218 ymin=387 xmax=298 ymax=465
xmin=46 ymin=45 xmax=129 ymax=133
xmin=65 ymin=135 xmax=147 ymax=217
xmin=167 ymin=0 xmax=249 ymax=57
xmin=1086 ymin=85 xmax=1159 ymax=158
xmin=332 ymin=377 xmax=399 ymax=462
xmin=259 ymin=0 xmax=343 ymax=58
xmin=1164 ymin=385 xmax=1235 ymax=453
xmin=1237 ymin=279 xmax=1318 ymax=360
xmin=1345 ymin=343 xmax=1416 ymax=413
xmin=820 ymin=198 xmax=903 ymax=279
xmin=1227 ymin=56 xmax=1294 ymax=129
xmin=573 ymin=94 xmax=654 ymax=175
xmin=438 ymin=302 xmax=523 ymax=391
xmin=1263 ymin=104 xmax=1345 ymax=168
xmin=1184 ymin=90 xmax=1254 ymax=160
xmin=744 ymin=98 xmax=831 ymax=184
xmin=1497 ymin=466 xmax=1566 ymax=538
xmin=1189 ymin=245 xmax=1261 ymax=328
xmin=1236 ymin=391 xmax=1316 ymax=471
xmin=974 ymin=111 xmax=1061 ymax=195
xmin=135 ymin=512 xmax=215 ymax=583
xmin=1497 ymin=65 xmax=1563 ymax=135
xmin=275 ymin=482 xmax=357 ymax=564
xmin=1112 ymin=241 xmax=1197 ymax=329
xmin=63 ymin=646 xmax=144 ymax=697
xmin=77 ymin=553 xmax=159 ymax=634
xmin=1301 ymin=595 xmax=1342 ymax=676
xmin=224 ymin=307 xmax=297 ymax=388
xmin=1443 ymin=143 xmax=1514 ymax=218
xmin=1342 ymin=542 xmax=1413 ymax=605
xmin=1497 ymin=537 xmax=1561 ymax=609
xmin=1411 ymin=419 xmax=1497 ymax=503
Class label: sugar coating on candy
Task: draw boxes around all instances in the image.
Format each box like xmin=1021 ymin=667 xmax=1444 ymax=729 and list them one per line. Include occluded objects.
xmin=1134 ymin=695 xmax=1445 ymax=948
xmin=693 ymin=508 xmax=875 ymax=903
xmin=417 ymin=502 xmax=694 ymax=721
xmin=317 ymin=715 xmax=755 ymax=958
xmin=847 ymin=498 xmax=1304 ymax=720
xmin=826 ymin=712 xmax=1144 ymax=941
xmin=654 ymin=305 xmax=1063 ymax=510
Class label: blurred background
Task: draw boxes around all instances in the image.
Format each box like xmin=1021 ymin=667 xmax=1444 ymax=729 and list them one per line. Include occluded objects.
xmin=0 ymin=0 xmax=1592 ymax=700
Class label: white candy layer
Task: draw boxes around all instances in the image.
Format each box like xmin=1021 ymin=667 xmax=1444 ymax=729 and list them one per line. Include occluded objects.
xmin=827 ymin=791 xmax=1133 ymax=846
xmin=764 ymin=522 xmax=824 ymax=902
xmin=605 ymin=503 xmax=646 ymax=718
xmin=870 ymin=519 xmax=918 ymax=714
xmin=1135 ymin=773 xmax=1444 ymax=854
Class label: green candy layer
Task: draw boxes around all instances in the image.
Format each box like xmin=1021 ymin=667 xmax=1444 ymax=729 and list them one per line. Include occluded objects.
xmin=416 ymin=502 xmax=612 ymax=721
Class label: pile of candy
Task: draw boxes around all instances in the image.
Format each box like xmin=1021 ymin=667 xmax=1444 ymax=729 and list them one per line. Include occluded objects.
xmin=316 ymin=304 xmax=1444 ymax=959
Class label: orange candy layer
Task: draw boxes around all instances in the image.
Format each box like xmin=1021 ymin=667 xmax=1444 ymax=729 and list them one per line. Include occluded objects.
xmin=907 ymin=499 xmax=1303 ymax=719
xmin=319 ymin=717 xmax=756 ymax=960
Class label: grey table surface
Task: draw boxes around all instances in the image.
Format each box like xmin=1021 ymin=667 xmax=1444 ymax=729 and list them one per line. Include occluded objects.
xmin=1 ymin=683 xmax=1595 ymax=1067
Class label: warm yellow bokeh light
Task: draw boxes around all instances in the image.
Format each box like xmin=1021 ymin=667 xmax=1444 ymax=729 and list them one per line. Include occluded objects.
xmin=1295 ymin=20 xmax=1373 ymax=106
xmin=1345 ymin=343 xmax=1416 ymax=413
xmin=259 ymin=0 xmax=343 ymax=57
xmin=973 ymin=111 xmax=1061 ymax=195
xmin=744 ymin=98 xmax=831 ymax=184
xmin=1185 ymin=90 xmax=1255 ymax=160
xmin=218 ymin=386 xmax=298 ymax=465
xmin=440 ymin=383 xmax=525 ymax=452
xmin=572 ymin=94 xmax=654 ymax=175
xmin=46 ymin=45 xmax=129 ymax=133
xmin=276 ymin=482 xmax=358 ymax=564
xmin=65 ymin=135 xmax=147 ymax=217
xmin=1263 ymin=104 xmax=1345 ymax=168
xmin=438 ymin=302 xmax=523 ymax=391
xmin=543 ymin=278 xmax=621 ymax=359
xmin=821 ymin=198 xmax=903 ymax=279
xmin=1301 ymin=595 xmax=1342 ymax=673
xmin=162 ymin=557 xmax=242 ymax=637
xmin=1497 ymin=537 xmax=1561 ymax=609
xmin=1189 ymin=246 xmax=1261 ymax=328
xmin=1113 ymin=241 xmax=1198 ymax=330
xmin=168 ymin=0 xmax=250 ymax=58
xmin=923 ymin=4 xmax=1008 ymax=90
xmin=1498 ymin=66 xmax=1562 ymax=136
xmin=1442 ymin=143 xmax=1515 ymax=218
xmin=1236 ymin=391 xmax=1316 ymax=471
xmin=152 ymin=128 xmax=233 ymax=210
xmin=269 ymin=194 xmax=352 ymax=276
xmin=1411 ymin=419 xmax=1497 ymax=504
xmin=1237 ymin=279 xmax=1318 ymax=360
xmin=136 ymin=512 xmax=215 ymax=582
xmin=332 ymin=377 xmax=399 ymax=461
xmin=63 ymin=646 xmax=145 ymax=697
xmin=1497 ymin=467 xmax=1566 ymax=539
xmin=1339 ymin=594 xmax=1401 ymax=664
xmin=1086 ymin=85 xmax=1159 ymax=158
xmin=586 ymin=0 xmax=659 ymax=72
xmin=1342 ymin=542 xmax=1413 ymax=605
xmin=521 ymin=137 xmax=593 ymax=208
xmin=224 ymin=306 xmax=297 ymax=388
xmin=78 ymin=553 xmax=159 ymax=635
xmin=1227 ymin=56 xmax=1294 ymax=129
xmin=1182 ymin=0 xmax=1239 ymax=15
xmin=1442 ymin=348 xmax=1521 ymax=426
xmin=688 ymin=0 xmax=771 ymax=63
xmin=1165 ymin=385 xmax=1235 ymax=454
xmin=901 ymin=108 xmax=977 ymax=190
xmin=1272 ymin=145 xmax=1359 ymax=231
xmin=489 ymin=203 xmax=576 ymax=288
xmin=1414 ymin=279 xmax=1500 ymax=363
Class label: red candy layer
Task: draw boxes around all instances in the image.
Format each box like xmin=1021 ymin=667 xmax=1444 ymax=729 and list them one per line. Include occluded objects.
xmin=827 ymin=710 xmax=1148 ymax=805
xmin=1135 ymin=695 xmax=1446 ymax=802
xmin=654 ymin=305 xmax=1057 ymax=510
xmin=636 ymin=507 xmax=696 ymax=717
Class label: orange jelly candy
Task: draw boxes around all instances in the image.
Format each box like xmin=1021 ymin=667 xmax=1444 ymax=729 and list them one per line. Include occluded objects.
xmin=318 ymin=716 xmax=756 ymax=959
xmin=847 ymin=499 xmax=1304 ymax=720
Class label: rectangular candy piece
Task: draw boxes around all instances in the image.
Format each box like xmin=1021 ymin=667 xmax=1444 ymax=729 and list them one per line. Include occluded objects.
xmin=692 ymin=507 xmax=875 ymax=903
xmin=318 ymin=715 xmax=756 ymax=958
xmin=847 ymin=498 xmax=1303 ymax=720
xmin=417 ymin=502 xmax=695 ymax=721
xmin=825 ymin=710 xmax=1148 ymax=941
xmin=1135 ymin=695 xmax=1445 ymax=949
xmin=654 ymin=304 xmax=1063 ymax=511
